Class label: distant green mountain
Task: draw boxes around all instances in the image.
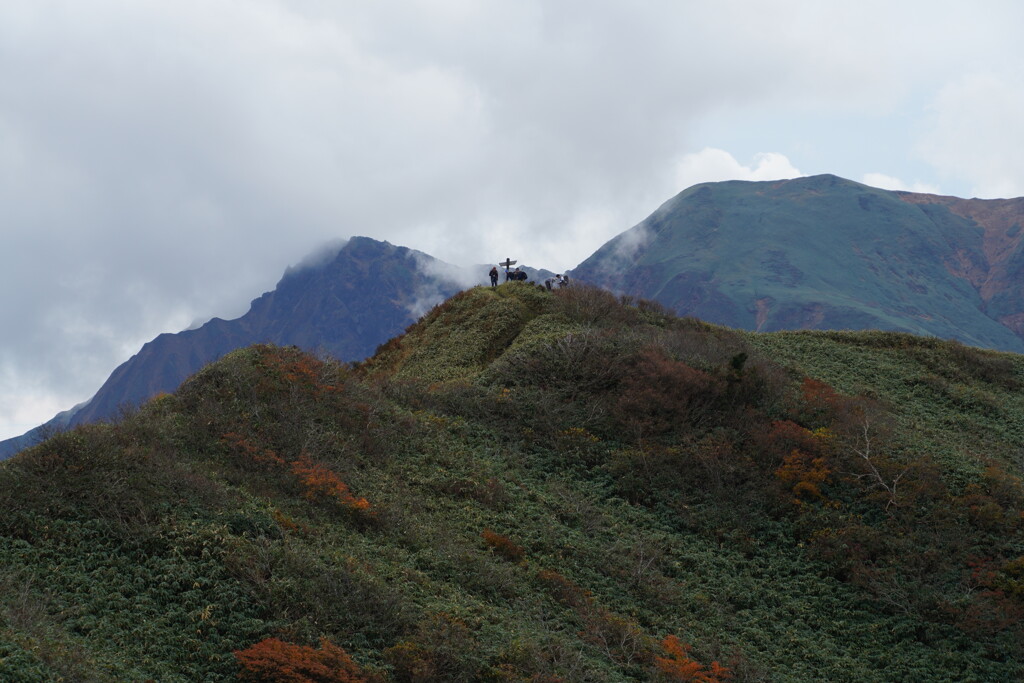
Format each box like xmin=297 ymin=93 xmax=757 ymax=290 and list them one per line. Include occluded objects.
xmin=573 ymin=174 xmax=1024 ymax=352
xmin=2 ymin=283 xmax=1021 ymax=680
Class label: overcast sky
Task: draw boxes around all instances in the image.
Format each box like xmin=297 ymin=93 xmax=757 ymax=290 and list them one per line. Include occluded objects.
xmin=2 ymin=0 xmax=1024 ymax=440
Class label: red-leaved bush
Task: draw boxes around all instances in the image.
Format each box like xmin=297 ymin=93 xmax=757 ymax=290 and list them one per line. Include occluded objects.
xmin=235 ymin=637 xmax=367 ymax=682
xmin=614 ymin=348 xmax=724 ymax=440
xmin=654 ymin=635 xmax=731 ymax=682
xmin=291 ymin=456 xmax=371 ymax=513
xmin=220 ymin=432 xmax=371 ymax=515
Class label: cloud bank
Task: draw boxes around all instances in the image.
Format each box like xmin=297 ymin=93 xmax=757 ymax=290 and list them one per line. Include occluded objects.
xmin=861 ymin=174 xmax=941 ymax=195
xmin=674 ymin=149 xmax=805 ymax=190
xmin=2 ymin=1 xmax=1023 ymax=439
xmin=919 ymin=71 xmax=1024 ymax=199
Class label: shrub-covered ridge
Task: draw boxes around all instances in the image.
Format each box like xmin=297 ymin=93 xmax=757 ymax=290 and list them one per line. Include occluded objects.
xmin=0 ymin=282 xmax=1021 ymax=681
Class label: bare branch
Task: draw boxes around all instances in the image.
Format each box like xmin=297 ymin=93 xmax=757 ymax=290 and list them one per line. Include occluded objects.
xmin=840 ymin=412 xmax=907 ymax=511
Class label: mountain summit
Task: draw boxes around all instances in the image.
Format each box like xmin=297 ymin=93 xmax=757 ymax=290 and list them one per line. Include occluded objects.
xmin=0 ymin=237 xmax=479 ymax=458
xmin=573 ymin=174 xmax=1024 ymax=351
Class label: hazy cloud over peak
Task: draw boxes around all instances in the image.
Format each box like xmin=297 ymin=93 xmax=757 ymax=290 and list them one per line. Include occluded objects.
xmin=2 ymin=1 xmax=1023 ymax=439
xmin=674 ymin=149 xmax=804 ymax=190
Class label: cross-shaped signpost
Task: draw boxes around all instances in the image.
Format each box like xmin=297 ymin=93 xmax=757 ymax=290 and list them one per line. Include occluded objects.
xmin=500 ymin=257 xmax=517 ymax=281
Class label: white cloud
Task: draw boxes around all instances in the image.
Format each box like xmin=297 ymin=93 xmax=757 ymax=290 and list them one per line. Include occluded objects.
xmin=0 ymin=366 xmax=81 ymax=441
xmin=919 ymin=71 xmax=1024 ymax=199
xmin=407 ymin=251 xmax=485 ymax=319
xmin=861 ymin=173 xmax=941 ymax=195
xmin=673 ymin=149 xmax=804 ymax=191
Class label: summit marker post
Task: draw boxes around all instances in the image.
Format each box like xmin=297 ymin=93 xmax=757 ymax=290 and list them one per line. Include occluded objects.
xmin=500 ymin=258 xmax=517 ymax=281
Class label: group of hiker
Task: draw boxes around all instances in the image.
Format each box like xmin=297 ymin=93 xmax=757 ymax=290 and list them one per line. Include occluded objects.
xmin=543 ymin=274 xmax=570 ymax=290
xmin=487 ymin=264 xmax=569 ymax=290
xmin=507 ymin=267 xmax=529 ymax=282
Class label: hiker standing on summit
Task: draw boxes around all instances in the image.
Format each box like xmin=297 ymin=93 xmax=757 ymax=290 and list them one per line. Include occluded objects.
xmin=489 ymin=266 xmax=499 ymax=287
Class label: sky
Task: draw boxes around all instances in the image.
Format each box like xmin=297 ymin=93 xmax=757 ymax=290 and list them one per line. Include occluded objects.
xmin=2 ymin=0 xmax=1024 ymax=440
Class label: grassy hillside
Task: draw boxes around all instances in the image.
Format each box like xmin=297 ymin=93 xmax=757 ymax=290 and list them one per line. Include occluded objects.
xmin=1 ymin=283 xmax=1022 ymax=681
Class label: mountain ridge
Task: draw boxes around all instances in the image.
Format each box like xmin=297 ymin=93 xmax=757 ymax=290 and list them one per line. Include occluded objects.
xmin=8 ymin=173 xmax=1024 ymax=459
xmin=0 ymin=236 xmax=482 ymax=458
xmin=572 ymin=174 xmax=1024 ymax=352
xmin=1 ymin=282 xmax=1021 ymax=680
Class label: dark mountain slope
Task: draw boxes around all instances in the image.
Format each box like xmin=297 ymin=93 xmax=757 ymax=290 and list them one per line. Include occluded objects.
xmin=573 ymin=174 xmax=1024 ymax=352
xmin=0 ymin=237 xmax=480 ymax=459
xmin=70 ymin=236 xmax=467 ymax=425
xmin=3 ymin=283 xmax=1020 ymax=680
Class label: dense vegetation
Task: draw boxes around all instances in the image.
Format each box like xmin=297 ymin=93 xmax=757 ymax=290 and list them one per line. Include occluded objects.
xmin=1 ymin=282 xmax=1022 ymax=681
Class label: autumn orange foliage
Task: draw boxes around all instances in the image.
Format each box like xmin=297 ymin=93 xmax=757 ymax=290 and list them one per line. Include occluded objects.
xmin=481 ymin=528 xmax=526 ymax=563
xmin=235 ymin=637 xmax=367 ymax=682
xmin=220 ymin=431 xmax=372 ymax=515
xmin=291 ymin=456 xmax=371 ymax=512
xmin=775 ymin=448 xmax=832 ymax=503
xmin=755 ymin=420 xmax=836 ymax=504
xmin=654 ymin=635 xmax=731 ymax=682
xmin=256 ymin=346 xmax=345 ymax=398
xmin=222 ymin=431 xmax=285 ymax=467
xmin=800 ymin=377 xmax=847 ymax=418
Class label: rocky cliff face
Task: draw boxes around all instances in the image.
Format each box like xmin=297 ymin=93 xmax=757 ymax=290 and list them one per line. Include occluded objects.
xmin=573 ymin=175 xmax=1024 ymax=352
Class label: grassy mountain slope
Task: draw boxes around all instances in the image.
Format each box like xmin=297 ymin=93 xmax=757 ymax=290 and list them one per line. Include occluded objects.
xmin=573 ymin=174 xmax=1024 ymax=353
xmin=1 ymin=283 xmax=1022 ymax=681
